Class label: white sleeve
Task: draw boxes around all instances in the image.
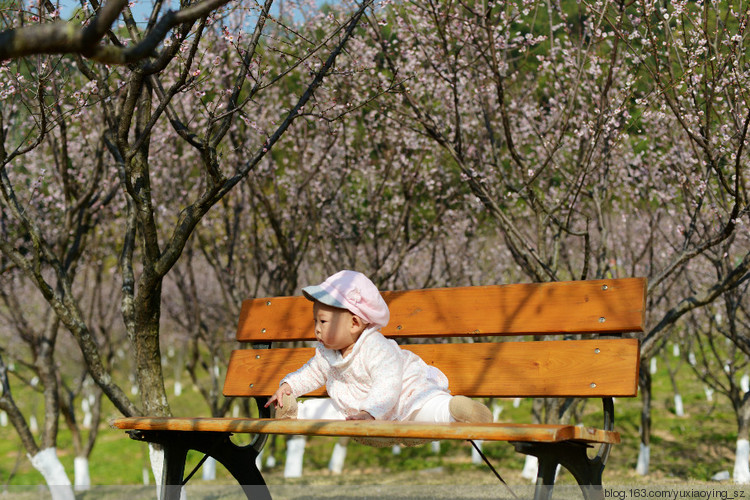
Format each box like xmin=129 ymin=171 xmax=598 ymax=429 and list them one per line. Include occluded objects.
xmin=281 ymin=349 xmax=328 ymax=397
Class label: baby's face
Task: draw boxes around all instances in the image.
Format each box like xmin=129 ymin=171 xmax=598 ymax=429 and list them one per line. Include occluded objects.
xmin=313 ymin=302 xmax=359 ymax=354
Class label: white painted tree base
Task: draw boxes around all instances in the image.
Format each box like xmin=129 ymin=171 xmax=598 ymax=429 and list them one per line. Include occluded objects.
xmin=149 ymin=444 xmax=186 ymax=500
xmin=29 ymin=415 xmax=39 ymax=434
xmin=674 ymin=394 xmax=684 ymax=417
xmin=74 ymin=456 xmax=90 ymax=491
xmin=29 ymin=448 xmax=75 ymax=500
xmin=328 ymin=442 xmax=348 ymax=474
xmin=733 ymin=439 xmax=750 ymax=484
xmin=471 ymin=440 xmax=483 ymax=465
xmin=521 ymin=455 xmax=538 ymax=481
xmin=636 ymin=443 xmax=650 ymax=476
xmin=284 ymin=437 xmax=306 ymax=478
xmin=704 ymin=386 xmax=714 ymax=402
xmin=202 ymin=456 xmax=217 ymax=480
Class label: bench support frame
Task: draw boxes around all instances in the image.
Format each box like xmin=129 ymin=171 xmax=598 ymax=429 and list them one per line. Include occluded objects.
xmin=514 ymin=440 xmax=604 ymax=500
xmin=127 ymin=429 xmax=269 ymax=500
xmin=512 ymin=397 xmax=615 ymax=500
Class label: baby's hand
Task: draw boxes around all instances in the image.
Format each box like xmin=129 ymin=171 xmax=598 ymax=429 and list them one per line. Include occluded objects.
xmin=265 ymin=383 xmax=292 ymax=408
xmin=346 ymin=410 xmax=374 ymax=420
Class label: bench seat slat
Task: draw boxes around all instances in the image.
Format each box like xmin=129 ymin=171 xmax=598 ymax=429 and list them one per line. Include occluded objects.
xmin=236 ymin=278 xmax=646 ymax=342
xmin=223 ymin=338 xmax=639 ymax=398
xmin=111 ymin=417 xmax=620 ymax=444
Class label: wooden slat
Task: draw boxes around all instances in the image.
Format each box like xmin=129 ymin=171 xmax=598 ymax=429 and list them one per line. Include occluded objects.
xmin=236 ymin=278 xmax=646 ymax=342
xmin=111 ymin=417 xmax=620 ymax=444
xmin=223 ymin=338 xmax=640 ymax=398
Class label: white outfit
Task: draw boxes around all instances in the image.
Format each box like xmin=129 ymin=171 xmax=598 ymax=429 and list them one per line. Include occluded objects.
xmin=281 ymin=326 xmax=453 ymax=421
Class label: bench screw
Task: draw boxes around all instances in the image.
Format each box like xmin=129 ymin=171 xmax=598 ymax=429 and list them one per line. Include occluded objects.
xmin=250 ymin=383 xmax=254 ymax=388
xmin=594 ymin=348 xmax=600 ymax=354
xmin=397 ymin=325 xmax=402 ymax=330
xmin=590 ymin=383 xmax=597 ymax=388
xmin=602 ymin=285 xmax=608 ymax=290
xmin=266 ymin=301 xmax=271 ymax=306
xmin=256 ymin=355 xmax=261 ymax=359
xmin=598 ymin=317 xmax=606 ymax=323
xmin=261 ymin=328 xmax=267 ymax=333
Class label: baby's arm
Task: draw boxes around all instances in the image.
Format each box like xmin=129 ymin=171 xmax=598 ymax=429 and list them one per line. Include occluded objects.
xmin=265 ymin=382 xmax=292 ymax=409
xmin=265 ymin=350 xmax=327 ymax=408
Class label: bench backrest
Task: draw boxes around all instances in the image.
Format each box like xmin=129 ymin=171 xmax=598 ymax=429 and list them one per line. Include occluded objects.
xmin=224 ymin=278 xmax=645 ymax=399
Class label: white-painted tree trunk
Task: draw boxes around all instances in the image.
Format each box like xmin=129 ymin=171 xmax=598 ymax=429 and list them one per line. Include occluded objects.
xmin=284 ymin=436 xmax=306 ymax=478
xmin=704 ymin=386 xmax=714 ymax=402
xmin=149 ymin=444 xmax=164 ymax=498
xmin=650 ymin=358 xmax=657 ymax=375
xmin=149 ymin=444 xmax=186 ymax=500
xmin=81 ymin=399 xmax=92 ymax=430
xmin=391 ymin=445 xmax=401 ymax=455
xmin=733 ymin=439 xmax=750 ymax=484
xmin=636 ymin=443 xmax=650 ymax=475
xmin=201 ymin=456 xmax=216 ymax=481
xmin=492 ymin=404 xmax=503 ymax=421
xmin=741 ymin=375 xmax=750 ymax=395
xmin=521 ymin=454 xmax=538 ymax=481
xmin=328 ymin=441 xmax=348 ymax=474
xmin=674 ymin=394 xmax=685 ymax=417
xmin=74 ymin=456 xmax=90 ymax=491
xmin=0 ymin=410 xmax=7 ymax=426
xmin=29 ymin=448 xmax=75 ymax=500
xmin=82 ymin=411 xmax=92 ymax=430
xmin=471 ymin=440 xmax=483 ymax=465
xmin=431 ymin=441 xmax=441 ymax=454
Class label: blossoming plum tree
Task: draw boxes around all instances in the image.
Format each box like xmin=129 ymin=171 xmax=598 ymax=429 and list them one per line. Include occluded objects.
xmin=1 ymin=0 xmax=375 ymax=491
xmin=359 ymin=0 xmax=749 ymax=478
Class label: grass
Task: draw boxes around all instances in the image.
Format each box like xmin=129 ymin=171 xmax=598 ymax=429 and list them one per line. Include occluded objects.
xmin=0 ymin=349 xmax=744 ymax=492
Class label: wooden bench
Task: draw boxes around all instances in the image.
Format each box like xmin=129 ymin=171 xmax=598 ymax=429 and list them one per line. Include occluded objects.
xmin=113 ymin=277 xmax=645 ymax=500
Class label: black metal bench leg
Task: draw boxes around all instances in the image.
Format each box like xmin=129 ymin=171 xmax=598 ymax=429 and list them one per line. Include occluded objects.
xmin=514 ymin=442 xmax=605 ymax=500
xmin=161 ymin=443 xmax=188 ymax=500
xmin=533 ymin=456 xmax=558 ymax=500
xmin=129 ymin=430 xmax=272 ymax=500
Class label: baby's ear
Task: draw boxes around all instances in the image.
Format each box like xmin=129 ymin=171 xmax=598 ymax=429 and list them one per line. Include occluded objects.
xmin=351 ymin=314 xmax=367 ymax=328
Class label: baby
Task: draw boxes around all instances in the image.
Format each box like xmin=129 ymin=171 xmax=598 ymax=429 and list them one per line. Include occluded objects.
xmin=265 ymin=270 xmax=492 ymax=425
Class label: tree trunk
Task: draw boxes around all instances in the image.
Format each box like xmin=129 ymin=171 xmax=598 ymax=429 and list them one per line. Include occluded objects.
xmin=74 ymin=456 xmax=90 ymax=492
xmin=328 ymin=437 xmax=349 ymax=474
xmin=734 ymin=394 xmax=750 ymax=484
xmin=637 ymin=358 xmax=652 ymax=475
xmin=134 ymin=277 xmax=170 ymax=417
xmin=29 ymin=448 xmax=76 ymax=500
